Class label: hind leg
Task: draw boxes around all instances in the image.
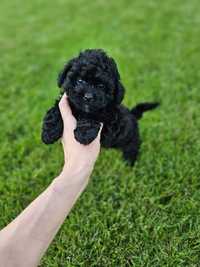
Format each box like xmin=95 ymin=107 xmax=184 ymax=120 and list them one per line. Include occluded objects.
xmin=122 ymin=136 xmax=141 ymax=166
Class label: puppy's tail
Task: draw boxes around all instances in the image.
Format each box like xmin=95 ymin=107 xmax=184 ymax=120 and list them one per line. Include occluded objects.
xmin=131 ymin=102 xmax=160 ymax=120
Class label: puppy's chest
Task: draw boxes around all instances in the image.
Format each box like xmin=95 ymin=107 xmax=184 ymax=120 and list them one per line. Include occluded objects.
xmin=71 ymin=107 xmax=114 ymax=123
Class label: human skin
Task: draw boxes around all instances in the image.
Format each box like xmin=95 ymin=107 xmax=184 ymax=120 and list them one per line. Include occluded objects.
xmin=0 ymin=93 xmax=102 ymax=267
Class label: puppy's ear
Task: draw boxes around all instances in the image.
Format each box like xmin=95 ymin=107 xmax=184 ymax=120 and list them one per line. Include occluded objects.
xmin=57 ymin=59 xmax=74 ymax=88
xmin=115 ymin=81 xmax=125 ymax=104
xmin=108 ymin=57 xmax=124 ymax=104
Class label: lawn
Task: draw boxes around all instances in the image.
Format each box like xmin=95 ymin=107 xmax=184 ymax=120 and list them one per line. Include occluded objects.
xmin=0 ymin=0 xmax=200 ymax=266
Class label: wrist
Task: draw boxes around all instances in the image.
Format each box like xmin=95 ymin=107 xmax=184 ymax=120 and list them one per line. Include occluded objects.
xmin=57 ymin=162 xmax=93 ymax=186
xmin=51 ymin=166 xmax=91 ymax=196
xmin=62 ymin=160 xmax=94 ymax=177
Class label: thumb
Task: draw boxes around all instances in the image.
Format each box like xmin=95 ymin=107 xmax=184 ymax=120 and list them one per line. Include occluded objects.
xmin=59 ymin=93 xmax=76 ymax=129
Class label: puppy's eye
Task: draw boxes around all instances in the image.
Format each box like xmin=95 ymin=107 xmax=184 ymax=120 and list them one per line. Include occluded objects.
xmin=76 ymin=79 xmax=85 ymax=85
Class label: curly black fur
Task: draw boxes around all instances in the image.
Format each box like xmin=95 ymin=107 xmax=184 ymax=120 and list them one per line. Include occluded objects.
xmin=41 ymin=49 xmax=159 ymax=165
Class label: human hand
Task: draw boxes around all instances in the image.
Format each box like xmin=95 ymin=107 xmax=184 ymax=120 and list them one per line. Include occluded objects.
xmin=58 ymin=93 xmax=102 ymax=175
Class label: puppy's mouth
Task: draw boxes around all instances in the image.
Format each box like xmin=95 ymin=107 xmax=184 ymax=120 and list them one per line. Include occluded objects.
xmin=84 ymin=104 xmax=90 ymax=113
xmin=69 ymin=92 xmax=106 ymax=113
xmin=70 ymin=98 xmax=93 ymax=113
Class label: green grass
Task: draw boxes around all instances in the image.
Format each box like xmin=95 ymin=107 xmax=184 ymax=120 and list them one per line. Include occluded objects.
xmin=0 ymin=0 xmax=200 ymax=266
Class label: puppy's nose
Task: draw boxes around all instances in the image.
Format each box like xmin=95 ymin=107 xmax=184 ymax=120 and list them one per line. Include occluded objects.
xmin=83 ymin=92 xmax=93 ymax=101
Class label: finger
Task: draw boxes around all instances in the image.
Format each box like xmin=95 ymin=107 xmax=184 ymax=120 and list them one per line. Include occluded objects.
xmin=97 ymin=123 xmax=103 ymax=140
xmin=59 ymin=93 xmax=76 ymax=129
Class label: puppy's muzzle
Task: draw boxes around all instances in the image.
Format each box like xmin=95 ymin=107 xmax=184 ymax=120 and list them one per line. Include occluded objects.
xmin=83 ymin=92 xmax=93 ymax=102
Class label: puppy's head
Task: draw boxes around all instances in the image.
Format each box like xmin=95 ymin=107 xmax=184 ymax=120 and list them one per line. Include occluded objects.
xmin=57 ymin=49 xmax=124 ymax=113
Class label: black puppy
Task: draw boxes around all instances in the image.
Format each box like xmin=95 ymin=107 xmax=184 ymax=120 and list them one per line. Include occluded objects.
xmin=42 ymin=49 xmax=159 ymax=165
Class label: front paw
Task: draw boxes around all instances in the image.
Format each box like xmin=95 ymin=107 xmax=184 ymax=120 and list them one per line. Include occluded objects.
xmin=74 ymin=119 xmax=101 ymax=145
xmin=41 ymin=105 xmax=63 ymax=144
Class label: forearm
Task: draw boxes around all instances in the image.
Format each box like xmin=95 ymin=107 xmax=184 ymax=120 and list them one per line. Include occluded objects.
xmin=0 ymin=165 xmax=92 ymax=267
